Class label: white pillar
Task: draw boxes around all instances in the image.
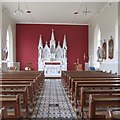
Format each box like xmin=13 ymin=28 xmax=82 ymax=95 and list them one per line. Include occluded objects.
xmin=118 ymin=2 xmax=120 ymax=74
xmin=0 ymin=1 xmax=2 ymax=71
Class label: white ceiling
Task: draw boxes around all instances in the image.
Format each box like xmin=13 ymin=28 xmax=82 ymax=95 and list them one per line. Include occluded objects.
xmin=2 ymin=2 xmax=110 ymax=24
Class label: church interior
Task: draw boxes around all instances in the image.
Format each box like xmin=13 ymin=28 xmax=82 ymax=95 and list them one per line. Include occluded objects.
xmin=0 ymin=1 xmax=120 ymax=119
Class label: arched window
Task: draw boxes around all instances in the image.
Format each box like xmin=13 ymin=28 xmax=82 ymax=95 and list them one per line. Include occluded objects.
xmin=6 ymin=29 xmax=10 ymax=61
xmin=94 ymin=25 xmax=102 ymax=68
xmin=97 ymin=29 xmax=102 ymax=49
xmin=6 ymin=25 xmax=13 ymax=63
xmin=115 ymin=19 xmax=118 ymax=60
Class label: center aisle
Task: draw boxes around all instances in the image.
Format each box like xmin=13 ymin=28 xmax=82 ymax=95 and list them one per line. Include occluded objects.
xmin=32 ymin=79 xmax=77 ymax=119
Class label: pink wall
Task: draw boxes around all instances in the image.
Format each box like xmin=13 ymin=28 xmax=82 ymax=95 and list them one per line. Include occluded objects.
xmin=16 ymin=24 xmax=88 ymax=70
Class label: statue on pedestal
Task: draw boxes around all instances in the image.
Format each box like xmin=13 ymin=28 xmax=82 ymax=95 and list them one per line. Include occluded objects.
xmin=74 ymin=59 xmax=83 ymax=71
xmin=2 ymin=46 xmax=8 ymax=61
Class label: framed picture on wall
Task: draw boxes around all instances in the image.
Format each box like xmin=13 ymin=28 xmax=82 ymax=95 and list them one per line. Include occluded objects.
xmin=102 ymin=39 xmax=107 ymax=60
xmin=108 ymin=36 xmax=114 ymax=59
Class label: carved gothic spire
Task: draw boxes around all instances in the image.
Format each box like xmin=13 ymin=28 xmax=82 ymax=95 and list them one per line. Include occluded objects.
xmin=50 ymin=29 xmax=56 ymax=48
xmin=62 ymin=35 xmax=67 ymax=50
xmin=56 ymin=41 xmax=61 ymax=50
xmin=44 ymin=41 xmax=49 ymax=49
xmin=38 ymin=35 xmax=43 ymax=50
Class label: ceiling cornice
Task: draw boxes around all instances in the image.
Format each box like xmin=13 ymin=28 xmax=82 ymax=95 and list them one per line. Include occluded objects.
xmin=16 ymin=22 xmax=89 ymax=26
xmin=2 ymin=0 xmax=120 ymax=2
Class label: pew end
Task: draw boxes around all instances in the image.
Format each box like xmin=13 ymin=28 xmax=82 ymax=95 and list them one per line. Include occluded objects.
xmin=0 ymin=107 xmax=7 ymax=120
xmin=88 ymin=94 xmax=120 ymax=119
xmin=106 ymin=107 xmax=120 ymax=120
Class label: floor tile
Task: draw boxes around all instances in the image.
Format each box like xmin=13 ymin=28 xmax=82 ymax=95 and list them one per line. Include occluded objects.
xmin=32 ymin=79 xmax=77 ymax=119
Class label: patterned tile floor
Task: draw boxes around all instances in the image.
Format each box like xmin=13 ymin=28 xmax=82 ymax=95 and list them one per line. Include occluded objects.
xmin=32 ymin=79 xmax=77 ymax=119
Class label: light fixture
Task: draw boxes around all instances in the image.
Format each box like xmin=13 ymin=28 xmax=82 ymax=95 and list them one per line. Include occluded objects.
xmin=83 ymin=2 xmax=91 ymax=16
xmin=74 ymin=11 xmax=79 ymax=15
xmin=26 ymin=10 xmax=31 ymax=14
xmin=14 ymin=2 xmax=23 ymax=16
xmin=24 ymin=2 xmax=32 ymax=14
xmin=108 ymin=2 xmax=112 ymax=8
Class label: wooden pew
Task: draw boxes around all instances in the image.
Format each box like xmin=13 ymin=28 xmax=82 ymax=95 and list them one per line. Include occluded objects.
xmin=74 ymin=83 xmax=120 ymax=108
xmin=1 ymin=71 xmax=42 ymax=76
xmin=0 ymin=71 xmax=44 ymax=119
xmin=80 ymin=87 xmax=120 ymax=118
xmin=1 ymin=78 xmax=41 ymax=94
xmin=62 ymin=71 xmax=118 ymax=91
xmin=0 ymin=71 xmax=43 ymax=81
xmin=0 ymin=79 xmax=42 ymax=100
xmin=71 ymin=78 xmax=120 ymax=95
xmin=88 ymin=94 xmax=120 ymax=119
xmin=1 ymin=86 xmax=29 ymax=115
xmin=62 ymin=71 xmax=104 ymax=82
xmin=0 ymin=71 xmax=42 ymax=80
xmin=0 ymin=95 xmax=21 ymax=119
xmin=62 ymin=71 xmax=120 ymax=119
xmin=0 ymin=80 xmax=36 ymax=96
xmin=1 ymin=71 xmax=44 ymax=104
xmin=0 ymin=84 xmax=33 ymax=104
xmin=71 ymin=79 xmax=120 ymax=98
xmin=0 ymin=79 xmax=40 ymax=104
xmin=68 ymin=74 xmax=119 ymax=91
xmin=106 ymin=107 xmax=120 ymax=120
xmin=1 ymin=72 xmax=44 ymax=92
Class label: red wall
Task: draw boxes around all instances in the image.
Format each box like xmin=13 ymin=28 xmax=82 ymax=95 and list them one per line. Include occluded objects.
xmin=16 ymin=24 xmax=88 ymax=70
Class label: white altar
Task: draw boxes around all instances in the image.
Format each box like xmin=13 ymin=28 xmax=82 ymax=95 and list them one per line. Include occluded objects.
xmin=44 ymin=61 xmax=62 ymax=77
xmin=38 ymin=29 xmax=67 ymax=77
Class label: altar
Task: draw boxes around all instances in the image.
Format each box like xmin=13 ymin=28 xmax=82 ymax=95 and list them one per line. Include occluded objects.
xmin=44 ymin=61 xmax=62 ymax=77
xmin=38 ymin=29 xmax=67 ymax=77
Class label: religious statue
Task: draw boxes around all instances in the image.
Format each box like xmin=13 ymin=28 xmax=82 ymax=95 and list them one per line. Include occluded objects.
xmin=97 ymin=46 xmax=102 ymax=62
xmin=74 ymin=59 xmax=83 ymax=71
xmin=108 ymin=36 xmax=114 ymax=59
xmin=102 ymin=40 xmax=106 ymax=60
xmin=2 ymin=46 xmax=8 ymax=61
